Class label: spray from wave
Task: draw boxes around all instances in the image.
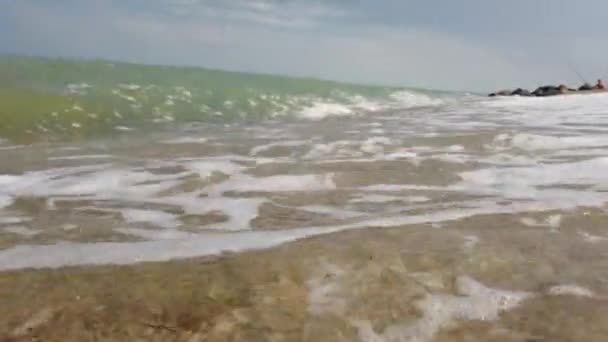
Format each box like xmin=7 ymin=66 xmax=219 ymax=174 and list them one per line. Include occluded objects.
xmin=295 ymin=90 xmax=445 ymax=120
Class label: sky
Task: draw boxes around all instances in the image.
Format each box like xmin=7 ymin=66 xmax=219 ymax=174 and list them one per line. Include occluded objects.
xmin=2 ymin=0 xmax=608 ymax=92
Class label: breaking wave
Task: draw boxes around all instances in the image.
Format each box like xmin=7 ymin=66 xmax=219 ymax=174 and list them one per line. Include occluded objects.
xmin=0 ymin=55 xmax=447 ymax=142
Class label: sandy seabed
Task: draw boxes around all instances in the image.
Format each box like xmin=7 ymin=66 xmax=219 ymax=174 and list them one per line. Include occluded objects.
xmin=3 ymin=208 xmax=608 ymax=342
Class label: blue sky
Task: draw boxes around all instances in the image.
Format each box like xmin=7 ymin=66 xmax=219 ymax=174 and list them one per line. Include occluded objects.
xmin=3 ymin=0 xmax=608 ymax=91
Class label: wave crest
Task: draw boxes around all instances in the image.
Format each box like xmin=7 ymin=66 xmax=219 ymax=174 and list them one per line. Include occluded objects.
xmin=296 ymin=90 xmax=445 ymax=120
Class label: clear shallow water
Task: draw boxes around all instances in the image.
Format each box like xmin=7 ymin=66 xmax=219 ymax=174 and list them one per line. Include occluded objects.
xmin=2 ymin=87 xmax=608 ymax=270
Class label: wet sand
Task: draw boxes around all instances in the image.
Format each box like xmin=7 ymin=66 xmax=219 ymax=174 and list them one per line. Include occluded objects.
xmin=3 ymin=207 xmax=608 ymax=342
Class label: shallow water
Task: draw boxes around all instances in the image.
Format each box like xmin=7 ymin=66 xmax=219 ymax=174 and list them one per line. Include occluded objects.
xmin=3 ymin=91 xmax=608 ymax=268
xmin=3 ymin=65 xmax=608 ymax=340
xmin=3 ymin=211 xmax=608 ymax=341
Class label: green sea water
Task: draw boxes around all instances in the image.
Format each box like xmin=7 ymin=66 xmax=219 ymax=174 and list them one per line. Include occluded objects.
xmin=0 ymin=55 xmax=407 ymax=143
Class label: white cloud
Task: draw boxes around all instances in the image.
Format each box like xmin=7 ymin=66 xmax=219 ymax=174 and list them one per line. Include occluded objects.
xmin=164 ymin=0 xmax=350 ymax=29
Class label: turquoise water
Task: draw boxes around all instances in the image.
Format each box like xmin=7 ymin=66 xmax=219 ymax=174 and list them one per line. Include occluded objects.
xmin=0 ymin=55 xmax=448 ymax=142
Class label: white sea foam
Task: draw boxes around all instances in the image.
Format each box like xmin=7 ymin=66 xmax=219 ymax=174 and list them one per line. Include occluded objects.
xmin=578 ymin=231 xmax=608 ymax=243
xmin=432 ymin=153 xmax=469 ymax=164
xmin=207 ymin=174 xmax=336 ymax=194
xmin=184 ymin=159 xmax=245 ymax=178
xmin=520 ymin=215 xmax=562 ymax=229
xmin=302 ymin=137 xmax=400 ymax=160
xmin=0 ymin=195 xmax=12 ymax=209
xmin=118 ymin=83 xmax=141 ymax=91
xmin=156 ymin=195 xmax=264 ymax=231
xmin=348 ymin=95 xmax=388 ymax=112
xmin=353 ymin=276 xmax=531 ymax=342
xmin=447 ymin=145 xmax=465 ymax=152
xmin=3 ymin=226 xmax=39 ymax=237
xmin=388 ymin=90 xmax=444 ymax=108
xmin=478 ymin=153 xmax=540 ymax=166
xmin=360 ymin=137 xmax=393 ymax=155
xmin=111 ymin=89 xmax=137 ymax=102
xmin=162 ymin=137 xmax=208 ymax=144
xmin=0 ymin=217 xmax=30 ymax=225
xmin=384 ymin=149 xmax=419 ymax=163
xmin=65 ymin=83 xmax=92 ymax=94
xmin=0 ymin=227 xmax=338 ymax=270
xmin=121 ymin=209 xmax=179 ymax=229
xmin=298 ymin=101 xmax=354 ymax=120
xmin=494 ymin=133 xmax=608 ymax=151
xmin=42 ymin=169 xmax=176 ymax=198
xmin=2 ymin=166 xmax=183 ymax=200
xmin=296 ymin=90 xmax=443 ymax=121
xmin=548 ymin=285 xmax=594 ymax=298
xmin=299 ymin=205 xmax=364 ymax=219
xmin=455 ymin=157 xmax=608 ymax=198
xmin=114 ymin=126 xmax=133 ymax=131
xmin=250 ymin=140 xmax=308 ymax=156
xmin=480 ymin=92 xmax=608 ymax=132
xmin=303 ymin=140 xmax=361 ymax=160
xmin=0 ymin=201 xmax=566 ymax=270
xmin=61 ymin=224 xmax=78 ymax=231
xmin=48 ymin=154 xmax=113 ymax=161
xmin=360 ymin=184 xmax=445 ymax=192
xmin=350 ymin=195 xmax=430 ymax=204
xmin=350 ymin=195 xmax=401 ymax=203
xmin=114 ymin=227 xmax=194 ymax=240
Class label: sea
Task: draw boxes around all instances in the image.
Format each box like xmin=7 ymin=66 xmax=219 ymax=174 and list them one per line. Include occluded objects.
xmin=2 ymin=55 xmax=608 ymax=341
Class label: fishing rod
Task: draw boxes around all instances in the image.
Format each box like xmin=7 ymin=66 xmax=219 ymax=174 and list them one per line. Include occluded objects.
xmin=568 ymin=62 xmax=587 ymax=85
